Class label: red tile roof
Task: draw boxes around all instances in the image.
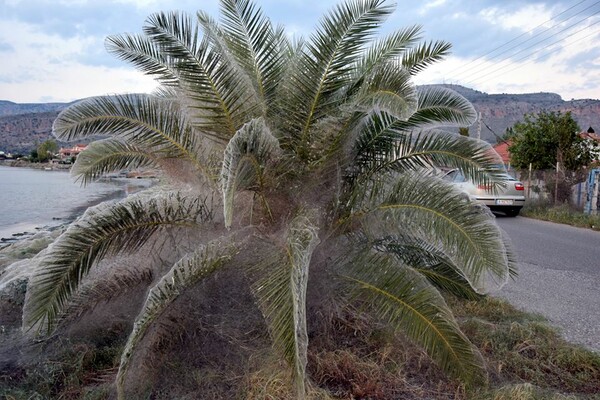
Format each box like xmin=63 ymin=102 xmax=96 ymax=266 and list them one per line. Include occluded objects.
xmin=580 ymin=131 xmax=600 ymax=142
xmin=492 ymin=141 xmax=512 ymax=164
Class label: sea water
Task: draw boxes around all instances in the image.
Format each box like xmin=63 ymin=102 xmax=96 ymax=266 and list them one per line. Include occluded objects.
xmin=0 ymin=165 xmax=147 ymax=240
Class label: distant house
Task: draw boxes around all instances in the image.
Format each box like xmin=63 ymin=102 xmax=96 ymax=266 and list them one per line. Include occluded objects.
xmin=492 ymin=127 xmax=600 ymax=168
xmin=492 ymin=141 xmax=512 ymax=167
xmin=59 ymin=144 xmax=87 ymax=160
xmin=580 ymin=126 xmax=600 ymax=142
xmin=579 ymin=127 xmax=600 ymax=163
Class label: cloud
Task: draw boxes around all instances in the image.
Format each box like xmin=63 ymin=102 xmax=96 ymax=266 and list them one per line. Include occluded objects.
xmin=0 ymin=64 xmax=156 ymax=102
xmin=479 ymin=4 xmax=553 ymax=31
xmin=0 ymin=40 xmax=13 ymax=52
xmin=0 ymin=0 xmax=598 ymax=102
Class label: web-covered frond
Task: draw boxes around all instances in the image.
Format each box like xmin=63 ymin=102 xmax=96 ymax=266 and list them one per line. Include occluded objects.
xmin=24 ymin=190 xmax=213 ymax=334
xmin=350 ymin=112 xmax=506 ymax=186
xmin=251 ymin=213 xmax=320 ymax=399
xmin=356 ymin=172 xmax=512 ymax=293
xmin=105 ymin=33 xmax=179 ymax=86
xmin=71 ymin=138 xmax=157 ymax=186
xmin=402 ymin=40 xmax=452 ymax=75
xmin=339 ymin=248 xmax=486 ymax=384
xmin=371 ymin=234 xmax=482 ymax=300
xmin=356 ymin=25 xmax=422 ymax=79
xmin=116 ymin=241 xmax=238 ymax=400
xmin=353 ymin=61 xmax=417 ymax=120
xmin=144 ymin=11 xmax=257 ymax=139
xmin=221 ymin=118 xmax=280 ymax=228
xmin=283 ymin=0 xmax=394 ymax=155
xmin=56 ymin=268 xmax=154 ymax=327
xmin=215 ymin=0 xmax=287 ymax=112
xmin=347 ymin=87 xmax=477 ymax=172
xmin=52 ymin=94 xmax=208 ymax=174
xmin=401 ymin=86 xmax=477 ymax=129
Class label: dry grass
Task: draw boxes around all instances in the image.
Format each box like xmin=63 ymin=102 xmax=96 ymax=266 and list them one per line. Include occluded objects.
xmin=451 ymin=297 xmax=600 ymax=398
xmin=3 ymin=296 xmax=600 ymax=399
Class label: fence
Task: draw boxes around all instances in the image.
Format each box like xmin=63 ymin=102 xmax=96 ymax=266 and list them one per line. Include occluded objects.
xmin=508 ymin=167 xmax=600 ymax=213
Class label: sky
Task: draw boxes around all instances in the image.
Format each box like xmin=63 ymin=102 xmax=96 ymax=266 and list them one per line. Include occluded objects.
xmin=0 ymin=0 xmax=599 ymax=104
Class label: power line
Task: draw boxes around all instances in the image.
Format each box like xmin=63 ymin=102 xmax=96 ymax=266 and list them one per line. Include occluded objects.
xmin=465 ymin=27 xmax=600 ymax=90
xmin=451 ymin=1 xmax=600 ymax=82
xmin=481 ymin=119 xmax=509 ymax=144
xmin=461 ymin=19 xmax=600 ymax=87
xmin=446 ymin=0 xmax=596 ymax=77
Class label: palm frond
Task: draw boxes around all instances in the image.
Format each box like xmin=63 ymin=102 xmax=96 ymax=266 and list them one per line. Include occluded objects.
xmin=116 ymin=241 xmax=237 ymax=400
xmin=350 ymin=111 xmax=505 ymax=185
xmin=356 ymin=172 xmax=512 ymax=293
xmin=414 ymin=263 xmax=482 ymax=300
xmin=71 ymin=138 xmax=157 ymax=186
xmin=344 ymin=25 xmax=422 ymax=98
xmin=105 ymin=33 xmax=179 ymax=86
xmin=151 ymin=85 xmax=178 ymax=99
xmin=221 ymin=118 xmax=280 ymax=228
xmin=251 ymin=213 xmax=320 ymax=399
xmin=349 ymin=109 xmax=398 ymax=178
xmin=402 ymin=41 xmax=452 ymax=75
xmin=373 ymin=234 xmax=482 ymax=300
xmin=356 ymin=25 xmax=422 ymax=78
xmin=24 ymin=190 xmax=213 ymax=333
xmin=401 ymin=86 xmax=478 ymax=129
xmin=57 ymin=268 xmax=154 ymax=326
xmin=402 ymin=40 xmax=452 ymax=75
xmin=215 ymin=0 xmax=287 ymax=111
xmin=144 ymin=11 xmax=256 ymax=138
xmin=353 ymin=61 xmax=417 ymax=120
xmin=283 ymin=0 xmax=394 ymax=154
xmin=52 ymin=94 xmax=208 ymax=176
xmin=339 ymin=249 xmax=486 ymax=384
xmin=382 ymin=130 xmax=504 ymax=183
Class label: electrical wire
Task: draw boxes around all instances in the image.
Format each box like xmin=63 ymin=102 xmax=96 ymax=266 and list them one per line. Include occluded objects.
xmin=445 ymin=0 xmax=597 ymax=77
xmin=461 ymin=20 xmax=600 ymax=87
xmin=451 ymin=1 xmax=600 ymax=82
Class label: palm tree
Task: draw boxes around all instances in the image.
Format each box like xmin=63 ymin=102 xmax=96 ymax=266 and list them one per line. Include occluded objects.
xmin=23 ymin=0 xmax=515 ymax=398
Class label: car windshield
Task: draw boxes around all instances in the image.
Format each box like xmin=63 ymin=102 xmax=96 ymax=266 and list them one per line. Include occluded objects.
xmin=443 ymin=169 xmax=518 ymax=183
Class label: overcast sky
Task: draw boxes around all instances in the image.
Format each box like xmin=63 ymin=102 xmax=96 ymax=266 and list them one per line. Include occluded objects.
xmin=0 ymin=0 xmax=599 ymax=103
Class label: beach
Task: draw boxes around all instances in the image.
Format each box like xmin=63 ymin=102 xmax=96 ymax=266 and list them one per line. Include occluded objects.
xmin=0 ymin=165 xmax=156 ymax=244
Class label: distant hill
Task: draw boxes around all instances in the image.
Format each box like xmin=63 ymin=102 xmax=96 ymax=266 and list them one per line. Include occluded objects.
xmin=0 ymin=111 xmax=60 ymax=154
xmin=431 ymin=84 xmax=600 ymax=143
xmin=0 ymin=100 xmax=71 ymax=117
xmin=0 ymin=101 xmax=78 ymax=154
xmin=1 ymin=86 xmax=599 ymax=153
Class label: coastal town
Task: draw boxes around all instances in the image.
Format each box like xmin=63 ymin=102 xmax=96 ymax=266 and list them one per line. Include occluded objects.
xmin=0 ymin=143 xmax=158 ymax=179
xmin=0 ymin=143 xmax=85 ymax=169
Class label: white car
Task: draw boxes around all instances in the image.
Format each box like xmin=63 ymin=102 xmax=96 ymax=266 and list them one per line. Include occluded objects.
xmin=442 ymin=169 xmax=526 ymax=217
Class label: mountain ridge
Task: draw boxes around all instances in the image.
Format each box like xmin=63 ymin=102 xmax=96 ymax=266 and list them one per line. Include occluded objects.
xmin=1 ymin=86 xmax=599 ymax=153
xmin=432 ymin=84 xmax=600 ymax=142
xmin=0 ymin=100 xmax=72 ymax=118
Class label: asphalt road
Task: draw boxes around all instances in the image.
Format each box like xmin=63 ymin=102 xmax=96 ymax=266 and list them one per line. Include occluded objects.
xmin=494 ymin=216 xmax=600 ymax=352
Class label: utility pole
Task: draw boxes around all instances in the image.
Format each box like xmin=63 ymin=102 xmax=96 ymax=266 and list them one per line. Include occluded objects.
xmin=476 ymin=112 xmax=482 ymax=140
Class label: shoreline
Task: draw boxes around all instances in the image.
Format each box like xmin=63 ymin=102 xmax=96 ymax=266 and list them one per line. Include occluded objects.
xmin=0 ymin=159 xmax=71 ymax=171
xmin=0 ymin=177 xmax=156 ymax=247
xmin=0 ymin=190 xmax=125 ymax=247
